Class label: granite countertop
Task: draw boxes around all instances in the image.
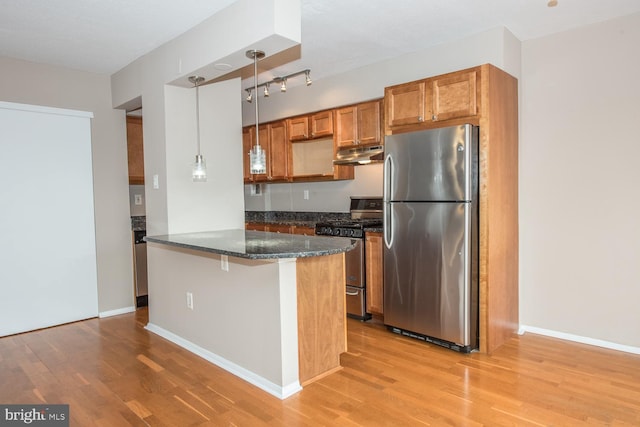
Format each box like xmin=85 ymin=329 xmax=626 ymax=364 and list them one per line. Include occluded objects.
xmin=145 ymin=229 xmax=357 ymax=260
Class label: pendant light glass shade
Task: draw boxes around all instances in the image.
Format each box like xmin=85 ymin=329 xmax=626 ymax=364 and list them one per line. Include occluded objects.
xmin=189 ymin=75 xmax=206 ymax=182
xmin=192 ymin=154 xmax=207 ymax=182
xmin=249 ymin=145 xmax=266 ymax=174
xmin=247 ymin=49 xmax=266 ymax=175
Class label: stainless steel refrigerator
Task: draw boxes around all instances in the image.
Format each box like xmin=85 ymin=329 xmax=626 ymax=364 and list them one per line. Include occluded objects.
xmin=383 ymin=124 xmax=478 ymax=353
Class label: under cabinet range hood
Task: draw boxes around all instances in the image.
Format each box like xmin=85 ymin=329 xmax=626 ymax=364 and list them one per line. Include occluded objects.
xmin=333 ymin=145 xmax=384 ymax=165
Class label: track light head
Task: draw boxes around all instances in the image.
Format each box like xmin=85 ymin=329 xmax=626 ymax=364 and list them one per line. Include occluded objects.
xmin=280 ymin=79 xmax=287 ymax=92
xmin=246 ymin=89 xmax=253 ymax=103
xmin=305 ymin=70 xmax=312 ymax=86
xmin=264 ymin=83 xmax=270 ymax=97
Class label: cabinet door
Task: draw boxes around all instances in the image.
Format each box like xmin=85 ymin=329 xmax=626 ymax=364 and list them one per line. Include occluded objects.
xmin=267 ymin=121 xmax=289 ymax=180
xmin=431 ymin=70 xmax=478 ymax=122
xmin=245 ymin=222 xmax=267 ymax=231
xmin=126 ymin=116 xmax=145 ymax=185
xmin=242 ymin=127 xmax=253 ymax=182
xmin=385 ymin=81 xmax=427 ymax=129
xmin=356 ymin=100 xmax=381 ymax=146
xmin=288 ymin=116 xmax=309 ymax=141
xmin=267 ymin=224 xmax=292 ymax=234
xmin=310 ymin=110 xmax=333 ymax=138
xmin=335 ymin=106 xmax=357 ymax=148
xmin=292 ymin=225 xmax=315 ymax=236
xmin=365 ymin=232 xmax=384 ymax=315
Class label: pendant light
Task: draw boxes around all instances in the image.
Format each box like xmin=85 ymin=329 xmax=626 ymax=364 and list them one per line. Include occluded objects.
xmin=246 ymin=49 xmax=266 ymax=175
xmin=189 ymin=75 xmax=207 ymax=182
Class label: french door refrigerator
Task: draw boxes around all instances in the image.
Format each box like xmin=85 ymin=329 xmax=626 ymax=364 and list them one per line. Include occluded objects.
xmin=383 ymin=124 xmax=479 ymax=353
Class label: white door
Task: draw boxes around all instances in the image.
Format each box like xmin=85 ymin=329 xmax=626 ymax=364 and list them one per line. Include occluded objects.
xmin=0 ymin=102 xmax=98 ymax=336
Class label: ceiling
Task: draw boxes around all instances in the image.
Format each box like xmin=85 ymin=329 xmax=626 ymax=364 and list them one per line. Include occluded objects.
xmin=2 ymin=0 xmax=640 ymax=85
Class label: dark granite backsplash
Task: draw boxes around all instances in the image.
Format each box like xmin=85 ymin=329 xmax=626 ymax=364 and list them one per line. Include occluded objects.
xmin=245 ymin=211 xmax=350 ymax=227
xmin=131 ymin=215 xmax=146 ymax=231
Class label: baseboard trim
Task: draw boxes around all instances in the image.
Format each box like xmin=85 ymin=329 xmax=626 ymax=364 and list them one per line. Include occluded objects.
xmin=98 ymin=306 xmax=136 ymax=318
xmin=145 ymin=322 xmax=302 ymax=400
xmin=518 ymin=325 xmax=640 ymax=355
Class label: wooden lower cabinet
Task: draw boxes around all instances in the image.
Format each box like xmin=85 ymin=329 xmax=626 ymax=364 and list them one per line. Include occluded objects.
xmin=292 ymin=225 xmax=315 ymax=236
xmin=365 ymin=232 xmax=383 ymax=316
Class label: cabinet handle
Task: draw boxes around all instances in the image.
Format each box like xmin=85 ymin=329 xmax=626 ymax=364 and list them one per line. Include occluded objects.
xmin=418 ymin=116 xmax=423 ymax=122
xmin=432 ymin=114 xmax=437 ymax=121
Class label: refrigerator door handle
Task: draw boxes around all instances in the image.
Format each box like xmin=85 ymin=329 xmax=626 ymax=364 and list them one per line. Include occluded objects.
xmin=383 ymin=202 xmax=393 ymax=249
xmin=383 ymin=153 xmax=394 ymax=249
xmin=383 ymin=153 xmax=393 ymax=202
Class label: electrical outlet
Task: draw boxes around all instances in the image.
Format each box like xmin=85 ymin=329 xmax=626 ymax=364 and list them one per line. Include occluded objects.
xmin=303 ymin=190 xmax=309 ymax=200
xmin=186 ymin=292 xmax=193 ymax=310
xmin=134 ymin=194 xmax=143 ymax=205
xmin=221 ymin=255 xmax=229 ymax=272
xmin=153 ymin=174 xmax=159 ymax=189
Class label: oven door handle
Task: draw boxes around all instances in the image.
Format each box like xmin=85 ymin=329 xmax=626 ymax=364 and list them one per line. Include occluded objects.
xmin=346 ymin=290 xmax=360 ymax=296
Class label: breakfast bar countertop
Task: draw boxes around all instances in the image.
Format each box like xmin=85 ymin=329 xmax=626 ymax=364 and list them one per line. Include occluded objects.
xmin=145 ymin=228 xmax=356 ymax=260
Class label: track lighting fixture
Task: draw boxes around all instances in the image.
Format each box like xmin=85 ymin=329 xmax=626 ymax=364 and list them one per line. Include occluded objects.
xmin=243 ymin=69 xmax=311 ymax=102
xmin=547 ymin=0 xmax=558 ymax=6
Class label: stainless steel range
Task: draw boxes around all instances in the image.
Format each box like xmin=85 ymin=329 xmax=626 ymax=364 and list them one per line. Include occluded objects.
xmin=315 ymin=197 xmax=383 ymax=320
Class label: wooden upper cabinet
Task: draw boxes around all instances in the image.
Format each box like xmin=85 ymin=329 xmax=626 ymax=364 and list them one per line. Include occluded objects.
xmin=287 ymin=110 xmax=333 ymax=141
xmin=335 ymin=106 xmax=357 ymax=147
xmin=288 ymin=116 xmax=309 ymax=141
xmin=384 ymin=81 xmax=427 ymax=130
xmin=267 ymin=120 xmax=289 ymax=180
xmin=242 ymin=127 xmax=253 ymax=182
xmin=310 ymin=110 xmax=333 ymax=138
xmin=245 ymin=120 xmax=289 ymax=182
xmin=431 ymin=70 xmax=478 ymax=122
xmin=336 ymin=100 xmax=382 ymax=148
xmin=385 ymin=67 xmax=480 ymax=133
xmin=356 ymin=100 xmax=381 ymax=145
xmin=126 ymin=116 xmax=144 ymax=185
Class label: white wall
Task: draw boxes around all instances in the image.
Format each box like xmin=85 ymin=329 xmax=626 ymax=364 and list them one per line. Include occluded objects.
xmin=164 ymin=80 xmax=245 ymax=233
xmin=243 ymin=27 xmax=521 ymax=213
xmin=146 ymin=245 xmax=300 ymax=398
xmin=520 ymin=12 xmax=640 ymax=348
xmin=0 ymin=56 xmax=134 ymax=314
xmin=111 ymin=0 xmax=301 ymax=236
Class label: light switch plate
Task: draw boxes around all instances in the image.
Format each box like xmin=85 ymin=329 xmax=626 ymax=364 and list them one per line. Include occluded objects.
xmin=134 ymin=194 xmax=143 ymax=205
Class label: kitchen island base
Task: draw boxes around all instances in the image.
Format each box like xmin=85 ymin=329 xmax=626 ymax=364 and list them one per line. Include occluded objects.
xmin=145 ymin=242 xmax=346 ymax=399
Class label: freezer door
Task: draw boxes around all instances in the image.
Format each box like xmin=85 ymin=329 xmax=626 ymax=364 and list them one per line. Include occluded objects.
xmin=383 ymin=201 xmax=472 ymax=346
xmin=383 ymin=124 xmax=476 ymax=202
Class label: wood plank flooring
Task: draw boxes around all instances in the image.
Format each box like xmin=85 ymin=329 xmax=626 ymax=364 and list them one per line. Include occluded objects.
xmin=1 ymin=309 xmax=639 ymax=426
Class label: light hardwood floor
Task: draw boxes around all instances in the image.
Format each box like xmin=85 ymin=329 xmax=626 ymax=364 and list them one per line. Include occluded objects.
xmin=1 ymin=309 xmax=639 ymax=426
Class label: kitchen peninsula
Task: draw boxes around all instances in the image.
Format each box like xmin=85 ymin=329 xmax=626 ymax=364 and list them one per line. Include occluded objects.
xmin=144 ymin=229 xmax=356 ymax=399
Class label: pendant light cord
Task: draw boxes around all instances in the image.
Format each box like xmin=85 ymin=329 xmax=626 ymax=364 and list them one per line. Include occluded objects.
xmin=195 ymin=80 xmax=201 ymax=156
xmin=253 ymin=52 xmax=260 ymax=149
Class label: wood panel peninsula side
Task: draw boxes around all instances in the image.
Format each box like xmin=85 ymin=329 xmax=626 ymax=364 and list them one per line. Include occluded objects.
xmin=144 ymin=229 xmax=356 ymax=399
